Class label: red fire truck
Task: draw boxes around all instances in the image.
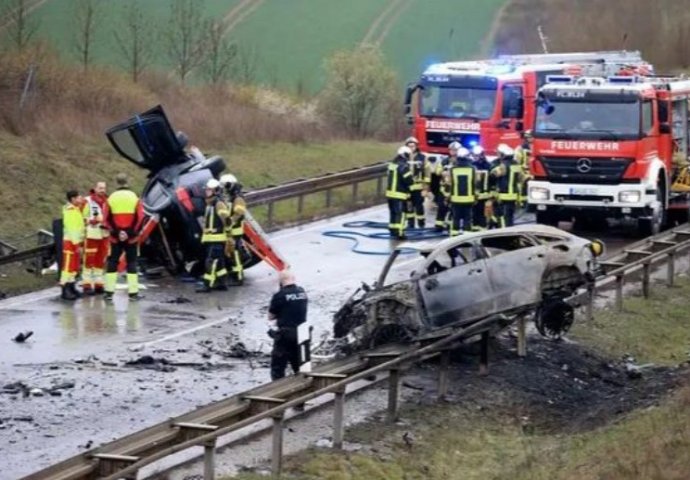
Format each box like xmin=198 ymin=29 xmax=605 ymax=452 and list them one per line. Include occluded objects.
xmin=527 ymin=71 xmax=690 ymax=235
xmin=404 ymin=51 xmax=649 ymax=157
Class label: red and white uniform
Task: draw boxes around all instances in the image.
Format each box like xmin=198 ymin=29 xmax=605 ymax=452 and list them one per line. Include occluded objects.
xmin=81 ymin=192 xmax=109 ymax=291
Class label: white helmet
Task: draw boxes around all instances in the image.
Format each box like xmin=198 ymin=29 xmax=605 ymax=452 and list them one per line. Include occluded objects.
xmin=205 ymin=178 xmax=221 ymax=190
xmin=497 ymin=144 xmax=514 ymax=157
xmin=397 ymin=145 xmax=412 ymax=157
xmin=457 ymin=147 xmax=470 ymax=158
xmin=448 ymin=141 xmax=461 ymax=152
xmin=219 ymin=173 xmax=238 ymax=188
xmin=472 ymin=145 xmax=484 ymax=156
xmin=404 ymin=136 xmax=419 ymax=146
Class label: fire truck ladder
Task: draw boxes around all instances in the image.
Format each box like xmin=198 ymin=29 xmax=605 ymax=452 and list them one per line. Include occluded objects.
xmin=496 ymin=50 xmax=644 ymax=66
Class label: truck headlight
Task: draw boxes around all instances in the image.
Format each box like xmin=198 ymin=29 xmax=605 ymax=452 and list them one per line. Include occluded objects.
xmin=618 ymin=191 xmax=641 ymax=203
xmin=529 ymin=187 xmax=549 ymax=201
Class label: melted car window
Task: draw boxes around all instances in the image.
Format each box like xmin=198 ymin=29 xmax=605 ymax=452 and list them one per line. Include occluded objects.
xmin=427 ymin=243 xmax=476 ymax=275
xmin=534 ymin=234 xmax=566 ymax=244
xmin=480 ymin=235 xmax=536 ymax=257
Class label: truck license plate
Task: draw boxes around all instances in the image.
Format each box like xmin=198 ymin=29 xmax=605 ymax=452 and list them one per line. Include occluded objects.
xmin=569 ymin=187 xmax=599 ymax=196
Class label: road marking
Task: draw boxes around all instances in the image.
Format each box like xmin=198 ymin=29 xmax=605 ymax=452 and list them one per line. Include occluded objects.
xmin=132 ymin=315 xmax=231 ymax=348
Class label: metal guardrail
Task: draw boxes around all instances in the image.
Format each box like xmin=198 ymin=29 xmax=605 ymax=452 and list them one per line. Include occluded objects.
xmin=23 ymin=316 xmax=508 ymax=480
xmin=0 ymin=163 xmax=388 ymax=269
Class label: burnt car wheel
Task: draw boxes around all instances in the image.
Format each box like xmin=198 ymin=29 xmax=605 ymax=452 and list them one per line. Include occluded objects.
xmin=535 ymin=297 xmax=574 ymax=339
xmin=368 ymin=324 xmax=414 ymax=348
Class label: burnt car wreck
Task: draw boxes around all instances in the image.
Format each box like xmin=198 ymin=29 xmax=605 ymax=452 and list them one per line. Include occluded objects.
xmin=333 ymin=225 xmax=603 ymax=349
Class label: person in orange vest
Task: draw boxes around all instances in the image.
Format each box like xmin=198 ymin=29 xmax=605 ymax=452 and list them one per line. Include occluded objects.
xmin=103 ymin=173 xmax=145 ymax=301
xmin=60 ymin=190 xmax=86 ymax=301
xmin=81 ymin=181 xmax=109 ymax=295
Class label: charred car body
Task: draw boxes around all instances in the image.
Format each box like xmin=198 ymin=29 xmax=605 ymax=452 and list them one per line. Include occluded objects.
xmin=104 ymin=106 xmax=281 ymax=275
xmin=333 ymin=225 xmax=602 ymax=349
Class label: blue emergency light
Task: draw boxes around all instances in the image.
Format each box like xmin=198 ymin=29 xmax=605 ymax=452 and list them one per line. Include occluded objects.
xmin=608 ymin=76 xmax=636 ymax=84
xmin=545 ymin=75 xmax=573 ymax=84
xmin=462 ymin=136 xmax=480 ymax=149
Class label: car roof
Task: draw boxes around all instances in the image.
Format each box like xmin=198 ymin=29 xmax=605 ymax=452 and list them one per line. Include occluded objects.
xmin=396 ymin=225 xmax=576 ymax=253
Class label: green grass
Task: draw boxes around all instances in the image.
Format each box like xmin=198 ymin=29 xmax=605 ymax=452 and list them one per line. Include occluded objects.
xmin=11 ymin=0 xmax=506 ymax=92
xmin=571 ymin=277 xmax=690 ymax=365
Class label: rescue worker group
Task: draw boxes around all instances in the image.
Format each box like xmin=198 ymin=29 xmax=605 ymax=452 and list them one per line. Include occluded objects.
xmin=59 ymin=171 xmax=248 ymax=301
xmin=386 ymin=134 xmax=531 ymax=239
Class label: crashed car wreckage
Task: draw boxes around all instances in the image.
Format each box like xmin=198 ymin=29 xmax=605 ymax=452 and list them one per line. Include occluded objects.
xmin=332 ymin=225 xmax=603 ymax=350
xmin=99 ymin=105 xmax=285 ymax=275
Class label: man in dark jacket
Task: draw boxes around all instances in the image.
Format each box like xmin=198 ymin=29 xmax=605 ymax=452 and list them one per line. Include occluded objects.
xmin=386 ymin=146 xmax=414 ymax=239
xmin=268 ymin=270 xmax=308 ymax=380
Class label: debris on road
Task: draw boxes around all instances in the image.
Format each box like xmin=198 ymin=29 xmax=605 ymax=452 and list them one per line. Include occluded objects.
xmin=164 ymin=296 xmax=192 ymax=304
xmin=12 ymin=331 xmax=33 ymax=343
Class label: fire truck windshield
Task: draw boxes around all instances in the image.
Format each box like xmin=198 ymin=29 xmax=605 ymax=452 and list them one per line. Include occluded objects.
xmin=420 ymin=86 xmax=497 ymax=120
xmin=535 ymin=99 xmax=641 ymax=140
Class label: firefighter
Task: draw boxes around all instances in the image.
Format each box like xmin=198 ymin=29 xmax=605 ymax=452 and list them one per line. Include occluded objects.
xmin=103 ymin=173 xmax=145 ymax=301
xmin=81 ymin=181 xmax=109 ymax=295
xmin=471 ymin=145 xmax=493 ymax=231
xmin=448 ymin=147 xmax=476 ymax=236
xmin=220 ymin=173 xmax=246 ymax=286
xmin=60 ymin=190 xmax=85 ymax=301
xmin=267 ymin=269 xmax=308 ymax=381
xmin=405 ymin=137 xmax=426 ymax=228
xmin=514 ymin=130 xmax=533 ymax=206
xmin=434 ymin=142 xmax=461 ymax=232
xmin=197 ymin=178 xmax=231 ymax=293
xmin=426 ymin=153 xmax=449 ymax=231
xmin=386 ymin=146 xmax=414 ymax=239
xmin=490 ymin=144 xmax=522 ymax=228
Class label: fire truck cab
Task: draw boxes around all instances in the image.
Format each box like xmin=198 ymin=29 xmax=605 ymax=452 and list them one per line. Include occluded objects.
xmin=404 ymin=51 xmax=647 ymax=158
xmin=528 ymin=72 xmax=690 ymax=235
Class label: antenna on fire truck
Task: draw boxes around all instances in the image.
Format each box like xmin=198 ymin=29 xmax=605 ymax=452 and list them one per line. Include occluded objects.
xmin=537 ymin=25 xmax=549 ymax=54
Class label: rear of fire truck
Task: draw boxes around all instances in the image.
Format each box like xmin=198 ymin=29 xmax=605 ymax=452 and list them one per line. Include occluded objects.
xmin=528 ymin=72 xmax=690 ymax=235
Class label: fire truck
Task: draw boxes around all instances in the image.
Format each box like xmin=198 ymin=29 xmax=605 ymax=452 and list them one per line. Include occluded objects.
xmin=404 ymin=51 xmax=649 ymax=157
xmin=527 ymin=68 xmax=690 ymax=235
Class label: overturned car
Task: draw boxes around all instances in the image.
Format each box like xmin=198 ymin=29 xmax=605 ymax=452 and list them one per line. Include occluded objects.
xmin=333 ymin=225 xmax=603 ymax=349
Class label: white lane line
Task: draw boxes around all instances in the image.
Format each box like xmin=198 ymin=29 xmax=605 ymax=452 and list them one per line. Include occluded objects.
xmin=132 ymin=315 xmax=231 ymax=348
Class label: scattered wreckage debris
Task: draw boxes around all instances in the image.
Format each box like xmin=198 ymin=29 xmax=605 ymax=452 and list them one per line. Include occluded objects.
xmin=123 ymin=354 xmax=237 ymax=372
xmin=12 ymin=331 xmax=33 ymax=343
xmin=163 ymin=296 xmax=192 ymax=304
xmin=2 ymin=380 xmax=75 ymax=398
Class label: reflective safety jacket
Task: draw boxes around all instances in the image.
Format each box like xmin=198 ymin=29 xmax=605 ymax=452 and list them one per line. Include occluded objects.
xmin=104 ymin=188 xmax=144 ymax=241
xmin=63 ymin=203 xmax=85 ymax=244
xmin=227 ymin=195 xmax=246 ymax=238
xmin=409 ymin=152 xmax=426 ymax=191
xmin=82 ymin=193 xmax=107 ymax=240
xmin=473 ymin=157 xmax=493 ymax=200
xmin=202 ymin=197 xmax=230 ymax=243
xmin=514 ymin=143 xmax=531 ymax=172
xmin=490 ymin=158 xmax=522 ymax=201
xmin=449 ymin=159 xmax=476 ymax=205
xmin=386 ymin=157 xmax=413 ymax=200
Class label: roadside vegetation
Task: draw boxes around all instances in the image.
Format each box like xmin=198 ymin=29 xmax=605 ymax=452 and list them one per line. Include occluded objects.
xmin=228 ymin=278 xmax=690 ymax=480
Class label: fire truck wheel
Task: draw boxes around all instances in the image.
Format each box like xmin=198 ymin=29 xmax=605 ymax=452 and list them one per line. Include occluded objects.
xmin=637 ymin=189 xmax=664 ymax=237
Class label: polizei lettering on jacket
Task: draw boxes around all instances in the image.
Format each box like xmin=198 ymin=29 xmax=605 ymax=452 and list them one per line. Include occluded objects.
xmin=426 ymin=120 xmax=481 ymax=132
xmin=550 ymin=141 xmax=620 ymax=151
xmin=285 ymin=292 xmax=308 ymax=301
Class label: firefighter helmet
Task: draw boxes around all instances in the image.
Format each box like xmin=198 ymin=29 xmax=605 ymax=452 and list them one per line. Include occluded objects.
xmin=448 ymin=141 xmax=461 ymax=151
xmin=472 ymin=145 xmax=484 ymax=156
xmin=497 ymin=144 xmax=514 ymax=157
xmin=405 ymin=136 xmax=419 ymax=146
xmin=205 ymin=178 xmax=221 ymax=190
xmin=220 ymin=173 xmax=242 ymax=196
xmin=397 ymin=146 xmax=412 ymax=157
xmin=457 ymin=147 xmax=470 ymax=158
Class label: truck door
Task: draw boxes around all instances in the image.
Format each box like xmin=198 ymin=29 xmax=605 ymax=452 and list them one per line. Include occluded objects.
xmin=498 ymin=84 xmax=525 ymax=147
xmin=672 ymin=98 xmax=689 ymax=159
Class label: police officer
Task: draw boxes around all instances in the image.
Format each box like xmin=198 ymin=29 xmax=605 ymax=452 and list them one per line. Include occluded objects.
xmin=405 ymin=137 xmax=426 ymax=229
xmin=220 ymin=174 xmax=246 ymax=286
xmin=448 ymin=147 xmax=476 ymax=236
xmin=490 ymin=144 xmax=522 ymax=228
xmin=386 ymin=146 xmax=414 ymax=239
xmin=514 ymin=130 xmax=533 ymax=206
xmin=471 ymin=145 xmax=493 ymax=230
xmin=268 ymin=270 xmax=308 ymax=380
xmin=197 ymin=178 xmax=231 ymax=293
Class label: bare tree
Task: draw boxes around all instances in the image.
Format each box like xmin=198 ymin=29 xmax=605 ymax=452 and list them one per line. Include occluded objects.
xmin=72 ymin=0 xmax=100 ymax=71
xmin=203 ymin=19 xmax=237 ymax=84
xmin=232 ymin=44 xmax=260 ymax=85
xmin=1 ymin=0 xmax=39 ymax=50
xmin=165 ymin=0 xmax=208 ymax=84
xmin=114 ymin=0 xmax=156 ymax=82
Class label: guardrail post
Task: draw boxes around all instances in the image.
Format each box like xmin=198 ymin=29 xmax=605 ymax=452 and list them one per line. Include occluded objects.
xmin=586 ymin=284 xmax=595 ymax=323
xmin=642 ymin=262 xmax=651 ymax=298
xmin=204 ymin=439 xmax=216 ymax=480
xmin=517 ymin=316 xmax=527 ymax=357
xmin=267 ymin=202 xmax=275 ymax=227
xmin=271 ymin=412 xmax=284 ymax=479
xmin=615 ymin=274 xmax=624 ymax=311
xmin=667 ymin=252 xmax=675 ymax=287
xmin=297 ymin=195 xmax=304 ymax=216
xmin=352 ymin=182 xmax=359 ymax=204
xmin=479 ymin=332 xmax=489 ymax=376
xmin=438 ymin=350 xmax=451 ymax=400
xmin=325 ymin=189 xmax=333 ymax=208
xmin=376 ymin=177 xmax=383 ymax=198
xmin=332 ymin=388 xmax=346 ymax=449
xmin=387 ymin=368 xmax=401 ymax=423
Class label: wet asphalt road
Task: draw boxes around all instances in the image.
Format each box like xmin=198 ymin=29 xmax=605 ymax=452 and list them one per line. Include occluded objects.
xmin=0 ymin=205 xmax=635 ymax=479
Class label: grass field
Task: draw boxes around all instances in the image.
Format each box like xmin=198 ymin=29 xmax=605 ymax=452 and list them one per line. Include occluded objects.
xmin=10 ymin=0 xmax=507 ymax=92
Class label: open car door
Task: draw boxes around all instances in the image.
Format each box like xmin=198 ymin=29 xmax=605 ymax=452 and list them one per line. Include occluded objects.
xmin=105 ymin=105 xmax=185 ymax=174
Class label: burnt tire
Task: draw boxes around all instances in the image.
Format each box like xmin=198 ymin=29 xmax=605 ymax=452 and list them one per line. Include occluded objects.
xmin=368 ymin=324 xmax=414 ymax=348
xmin=535 ymin=298 xmax=574 ymax=339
